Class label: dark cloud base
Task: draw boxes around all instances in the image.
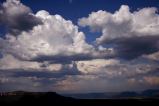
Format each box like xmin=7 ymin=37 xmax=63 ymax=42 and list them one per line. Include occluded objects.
xmin=105 ymin=36 xmax=159 ymax=60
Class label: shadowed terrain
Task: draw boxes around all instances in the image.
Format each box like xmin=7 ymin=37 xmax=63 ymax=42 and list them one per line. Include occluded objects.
xmin=0 ymin=90 xmax=159 ymax=106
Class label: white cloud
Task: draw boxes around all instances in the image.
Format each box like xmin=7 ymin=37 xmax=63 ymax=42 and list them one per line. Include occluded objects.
xmin=77 ymin=59 xmax=119 ymax=74
xmin=0 ymin=54 xmax=41 ymax=70
xmin=0 ymin=0 xmax=115 ymax=64
xmin=0 ymin=54 xmax=79 ymax=73
xmin=76 ymin=58 xmax=159 ymax=78
xmin=2 ymin=0 xmax=31 ymax=16
xmin=78 ymin=5 xmax=159 ymax=44
xmin=45 ymin=63 xmax=63 ymax=72
xmin=1 ymin=10 xmax=95 ymax=61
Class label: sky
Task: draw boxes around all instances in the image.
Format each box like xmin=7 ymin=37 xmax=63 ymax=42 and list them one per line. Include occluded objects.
xmin=0 ymin=0 xmax=159 ymax=93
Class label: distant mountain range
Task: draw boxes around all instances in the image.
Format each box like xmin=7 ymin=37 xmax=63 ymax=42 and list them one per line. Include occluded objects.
xmin=0 ymin=89 xmax=159 ymax=105
xmin=63 ymin=89 xmax=159 ymax=99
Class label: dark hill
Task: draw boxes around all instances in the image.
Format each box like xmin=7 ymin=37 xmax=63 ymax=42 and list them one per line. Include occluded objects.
xmin=0 ymin=90 xmax=159 ymax=106
xmin=0 ymin=91 xmax=75 ymax=105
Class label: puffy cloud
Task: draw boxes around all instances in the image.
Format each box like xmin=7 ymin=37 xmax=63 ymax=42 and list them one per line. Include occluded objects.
xmin=0 ymin=56 xmax=159 ymax=92
xmin=0 ymin=54 xmax=80 ymax=75
xmin=0 ymin=0 xmax=42 ymax=35
xmin=76 ymin=58 xmax=159 ymax=78
xmin=0 ymin=0 xmax=115 ymax=64
xmin=78 ymin=5 xmax=159 ymax=44
xmin=1 ymin=10 xmax=115 ymax=62
xmin=0 ymin=54 xmax=41 ymax=70
xmin=78 ymin=5 xmax=159 ymax=60
xmin=0 ymin=1 xmax=106 ymax=93
xmin=0 ymin=62 xmax=80 ymax=92
xmin=77 ymin=59 xmax=119 ymax=74
xmin=0 ymin=10 xmax=97 ymax=61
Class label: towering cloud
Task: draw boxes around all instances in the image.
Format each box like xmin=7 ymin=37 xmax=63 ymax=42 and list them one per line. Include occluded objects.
xmin=2 ymin=10 xmax=96 ymax=61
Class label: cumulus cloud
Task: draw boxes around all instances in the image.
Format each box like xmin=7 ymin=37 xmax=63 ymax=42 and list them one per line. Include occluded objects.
xmin=0 ymin=0 xmax=159 ymax=93
xmin=0 ymin=0 xmax=42 ymax=35
xmin=0 ymin=54 xmax=41 ymax=70
xmin=77 ymin=59 xmax=119 ymax=74
xmin=0 ymin=56 xmax=159 ymax=93
xmin=78 ymin=5 xmax=159 ymax=59
xmin=76 ymin=58 xmax=159 ymax=78
xmin=1 ymin=9 xmax=115 ymax=62
xmin=78 ymin=5 xmax=159 ymax=43
xmin=1 ymin=10 xmax=97 ymax=61
xmin=0 ymin=54 xmax=80 ymax=76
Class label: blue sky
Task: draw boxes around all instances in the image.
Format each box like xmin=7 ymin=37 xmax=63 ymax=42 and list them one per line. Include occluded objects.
xmin=0 ymin=0 xmax=159 ymax=93
xmin=21 ymin=0 xmax=159 ymax=22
